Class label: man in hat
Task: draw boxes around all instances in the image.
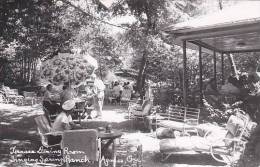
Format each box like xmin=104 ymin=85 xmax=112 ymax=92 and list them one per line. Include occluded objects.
xmin=47 ymin=99 xmax=80 ymax=145
xmin=52 ymin=99 xmax=79 ymax=132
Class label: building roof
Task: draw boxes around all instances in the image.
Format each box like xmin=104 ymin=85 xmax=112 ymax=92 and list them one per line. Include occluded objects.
xmin=163 ymin=1 xmax=260 ymax=53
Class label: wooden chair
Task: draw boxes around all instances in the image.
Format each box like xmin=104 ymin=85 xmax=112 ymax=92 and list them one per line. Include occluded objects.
xmin=159 ymin=113 xmax=250 ymax=164
xmin=34 ymin=115 xmax=62 ymax=148
xmin=61 ymin=129 xmax=102 ymax=167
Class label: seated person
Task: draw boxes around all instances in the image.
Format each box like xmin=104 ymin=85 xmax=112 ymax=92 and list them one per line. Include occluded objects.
xmin=60 ymin=82 xmax=77 ymax=106
xmin=112 ymin=81 xmax=123 ymax=103
xmin=132 ymin=99 xmax=153 ymax=116
xmin=248 ymin=66 xmax=260 ymax=84
xmin=132 ymin=99 xmax=154 ymax=131
xmin=52 ymin=99 xmax=79 ymax=132
xmin=43 ymin=84 xmax=60 ymax=115
xmin=205 ymin=78 xmax=219 ymax=95
xmin=204 ymin=78 xmax=222 ymax=108
xmin=121 ymin=86 xmax=132 ymax=101
xmin=220 ymin=76 xmax=241 ymax=95
xmin=48 ymin=99 xmax=81 ymax=145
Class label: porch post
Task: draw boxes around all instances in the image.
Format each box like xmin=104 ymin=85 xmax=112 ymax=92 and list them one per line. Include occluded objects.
xmin=213 ymin=51 xmax=217 ymax=85
xmin=199 ymin=46 xmax=203 ymax=106
xmin=221 ymin=53 xmax=225 ymax=85
xmin=183 ymin=40 xmax=187 ymax=107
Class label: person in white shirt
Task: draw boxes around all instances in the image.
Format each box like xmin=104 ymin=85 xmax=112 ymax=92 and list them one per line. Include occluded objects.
xmin=121 ymin=85 xmax=132 ymax=101
xmin=92 ymin=74 xmax=105 ymax=118
xmin=48 ymin=99 xmax=79 ymax=145
xmin=52 ymin=99 xmax=77 ymax=132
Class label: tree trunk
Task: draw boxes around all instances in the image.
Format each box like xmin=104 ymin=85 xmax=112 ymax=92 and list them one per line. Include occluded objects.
xmin=178 ymin=69 xmax=183 ymax=89
xmin=218 ymin=0 xmax=223 ymax=10
xmin=136 ymin=52 xmax=147 ymax=95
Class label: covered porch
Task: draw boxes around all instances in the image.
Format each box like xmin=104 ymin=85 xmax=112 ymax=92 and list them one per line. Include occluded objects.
xmin=162 ymin=1 xmax=260 ymax=106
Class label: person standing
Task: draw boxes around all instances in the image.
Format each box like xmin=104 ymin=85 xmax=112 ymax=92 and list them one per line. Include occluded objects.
xmin=92 ymin=74 xmax=105 ymax=118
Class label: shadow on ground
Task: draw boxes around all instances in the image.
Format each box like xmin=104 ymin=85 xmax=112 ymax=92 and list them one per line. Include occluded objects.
xmin=1 ymin=104 xmax=250 ymax=167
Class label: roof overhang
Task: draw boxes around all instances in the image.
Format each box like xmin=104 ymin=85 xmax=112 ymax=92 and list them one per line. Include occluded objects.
xmin=163 ymin=19 xmax=260 ymax=54
xmin=162 ymin=1 xmax=260 ymax=54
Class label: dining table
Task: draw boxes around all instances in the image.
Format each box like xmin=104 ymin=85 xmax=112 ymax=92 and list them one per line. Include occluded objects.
xmin=78 ymin=121 xmax=123 ymax=166
xmin=98 ymin=129 xmax=123 ymax=167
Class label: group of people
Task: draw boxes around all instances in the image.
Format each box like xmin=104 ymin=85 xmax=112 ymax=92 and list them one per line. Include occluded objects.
xmin=42 ymin=74 xmax=107 ymax=145
xmin=203 ymin=65 xmax=260 ymax=120
xmin=106 ymin=81 xmax=134 ymax=104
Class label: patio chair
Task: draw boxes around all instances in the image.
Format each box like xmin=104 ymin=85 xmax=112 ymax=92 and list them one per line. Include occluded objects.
xmin=23 ymin=91 xmax=37 ymax=105
xmin=128 ymin=100 xmax=156 ymax=130
xmin=0 ymin=91 xmax=7 ymax=103
xmin=5 ymin=89 xmax=24 ymax=105
xmin=155 ymin=105 xmax=200 ymax=136
xmin=61 ymin=129 xmax=101 ymax=167
xmin=159 ymin=113 xmax=250 ymax=164
xmin=34 ymin=115 xmax=62 ymax=148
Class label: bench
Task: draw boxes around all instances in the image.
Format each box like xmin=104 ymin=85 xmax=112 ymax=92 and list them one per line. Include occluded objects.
xmin=5 ymin=89 xmax=24 ymax=105
xmin=155 ymin=105 xmax=200 ymax=135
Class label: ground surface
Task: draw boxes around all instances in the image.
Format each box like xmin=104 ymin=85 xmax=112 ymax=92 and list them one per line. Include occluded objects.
xmin=0 ymin=103 xmax=257 ymax=167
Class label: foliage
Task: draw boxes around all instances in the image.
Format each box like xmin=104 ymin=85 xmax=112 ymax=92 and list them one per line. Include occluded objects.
xmin=0 ymin=0 xmax=73 ymax=85
xmin=40 ymin=53 xmax=97 ymax=86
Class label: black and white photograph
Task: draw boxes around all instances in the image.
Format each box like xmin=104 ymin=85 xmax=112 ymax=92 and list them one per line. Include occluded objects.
xmin=1 ymin=0 xmax=260 ymax=166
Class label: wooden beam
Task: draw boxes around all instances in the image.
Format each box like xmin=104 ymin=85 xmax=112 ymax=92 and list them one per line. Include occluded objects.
xmin=221 ymin=53 xmax=225 ymax=85
xmin=199 ymin=46 xmax=203 ymax=106
xmin=168 ymin=21 xmax=260 ymax=41
xmin=183 ymin=40 xmax=187 ymax=107
xmin=190 ymin=40 xmax=223 ymax=53
xmin=223 ymin=48 xmax=260 ymax=54
xmin=213 ymin=51 xmax=217 ymax=83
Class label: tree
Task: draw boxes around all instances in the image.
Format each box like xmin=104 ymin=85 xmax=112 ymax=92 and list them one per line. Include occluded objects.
xmin=0 ymin=0 xmax=72 ymax=85
xmin=58 ymin=0 xmax=125 ymax=79
xmin=112 ymin=0 xmax=205 ymax=95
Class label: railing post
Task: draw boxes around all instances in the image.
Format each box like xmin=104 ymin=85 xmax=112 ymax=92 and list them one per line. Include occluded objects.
xmin=213 ymin=51 xmax=217 ymax=86
xmin=199 ymin=46 xmax=203 ymax=107
xmin=221 ymin=53 xmax=225 ymax=85
xmin=183 ymin=40 xmax=187 ymax=107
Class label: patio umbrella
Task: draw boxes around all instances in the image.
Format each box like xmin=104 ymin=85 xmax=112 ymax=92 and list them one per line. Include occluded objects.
xmin=40 ymin=53 xmax=98 ymax=86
